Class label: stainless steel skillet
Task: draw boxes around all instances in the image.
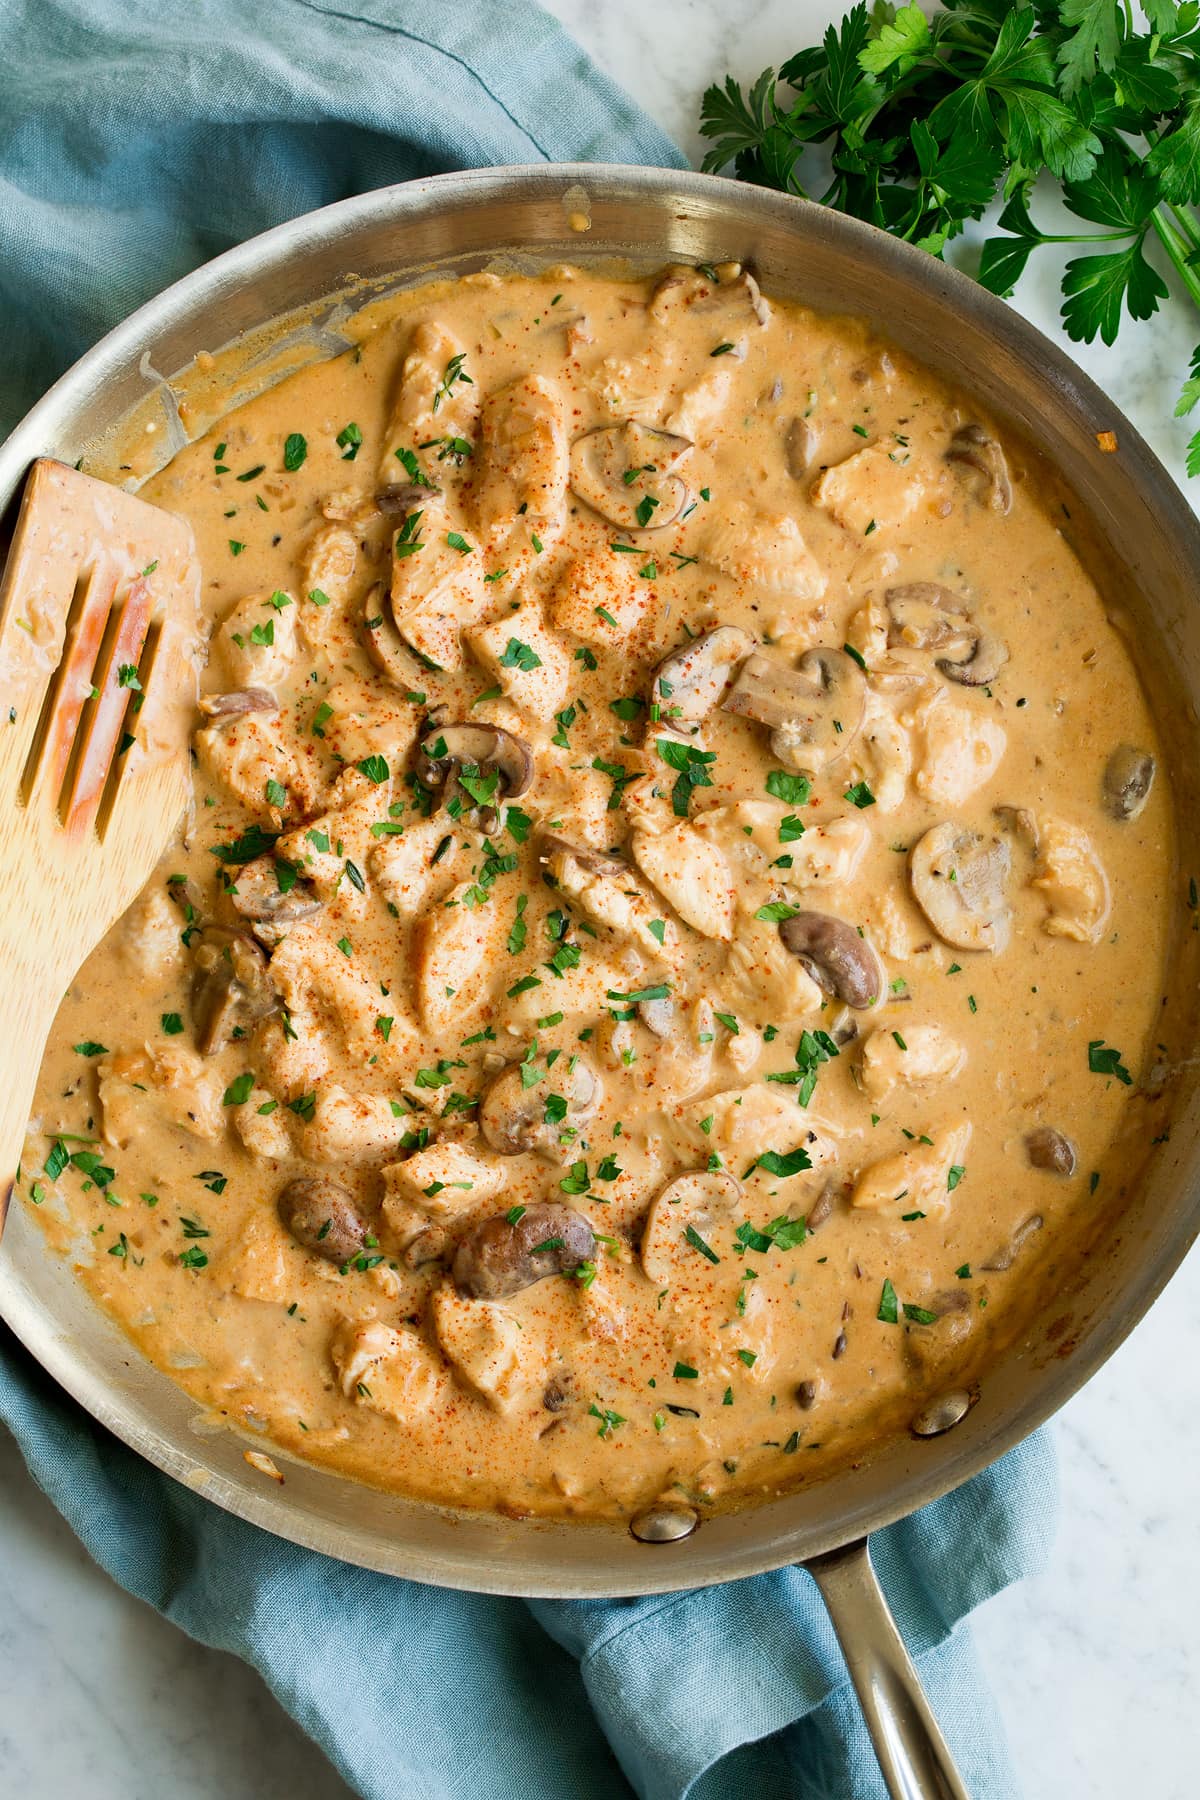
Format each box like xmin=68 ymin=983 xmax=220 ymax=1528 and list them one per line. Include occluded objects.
xmin=3 ymin=165 xmax=1199 ymax=1800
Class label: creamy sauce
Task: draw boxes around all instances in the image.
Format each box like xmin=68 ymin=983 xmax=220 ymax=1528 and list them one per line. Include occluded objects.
xmin=23 ymin=262 xmax=1173 ymax=1520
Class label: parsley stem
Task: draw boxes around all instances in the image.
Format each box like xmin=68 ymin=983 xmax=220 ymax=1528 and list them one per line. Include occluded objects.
xmin=1150 ymin=206 xmax=1200 ymax=315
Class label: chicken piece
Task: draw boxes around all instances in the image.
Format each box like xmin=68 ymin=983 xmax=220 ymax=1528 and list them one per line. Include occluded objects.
xmin=218 ymin=591 xmax=298 ymax=689
xmin=866 ymin=890 xmax=921 ymax=962
xmin=783 ymin=815 xmax=871 ymax=889
xmin=693 ymin=1085 xmax=839 ymax=1177
xmin=195 ymin=709 xmax=325 ymax=823
xmin=854 ymin=696 xmax=913 ymax=813
xmin=216 ymin=1209 xmax=296 ymax=1304
xmin=97 ymin=1045 xmax=225 ymax=1148
xmin=502 ymin=950 xmax=641 ymax=1029
xmin=303 ymin=522 xmax=358 ymax=604
xmin=298 ymin=524 xmax=360 ymax=657
xmin=370 ymin=815 xmax=469 ymax=919
xmin=851 ymin=1120 xmax=971 ymax=1213
xmin=698 ymin=502 xmax=826 ymax=601
xmin=539 ymin=838 xmax=672 ymax=956
xmin=474 ymin=374 xmax=568 ymax=548
xmin=812 ymin=443 xmax=934 ymax=536
xmin=430 ymin=1283 xmax=534 ymax=1414
xmin=231 ymin=1083 xmax=295 ymax=1160
xmin=252 ymin=1011 xmax=332 ymax=1104
xmin=694 ymin=800 xmax=794 ymax=872
xmin=389 ymin=502 xmax=490 ymax=675
xmin=379 ymin=320 xmax=475 ymax=476
xmin=116 ymin=885 xmax=185 ymax=983
xmin=1033 ymin=816 xmax=1111 ymax=944
xmin=382 ymin=1143 xmax=504 ymax=1216
xmin=269 ymin=925 xmax=417 ymax=1066
xmin=547 ymin=548 xmax=651 ymax=647
xmin=466 ymin=608 xmax=570 ymax=721
xmin=905 ymin=686 xmax=1007 ymax=806
xmin=538 ymin=762 xmax=617 ymax=851
xmin=330 ymin=1319 xmax=445 ymax=1421
xmin=665 ymin=360 xmax=736 ymax=440
xmin=860 ymin=1024 xmax=966 ymax=1102
xmin=630 ymin=822 xmax=734 ymax=940
xmin=724 ymin=916 xmax=824 ymax=1028
xmin=845 ymin=600 xmax=889 ymax=667
xmin=297 ymin=1084 xmax=415 ymax=1166
xmin=317 ymin=682 xmax=422 ymax=772
xmin=276 ymin=767 xmax=394 ymax=902
xmin=412 ymin=880 xmax=510 ymax=1033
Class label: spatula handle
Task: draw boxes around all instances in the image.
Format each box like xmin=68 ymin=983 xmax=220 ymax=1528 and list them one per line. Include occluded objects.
xmin=0 ymin=962 xmax=60 ymax=1238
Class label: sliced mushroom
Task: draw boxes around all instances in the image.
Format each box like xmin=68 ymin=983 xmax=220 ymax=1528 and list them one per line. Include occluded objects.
xmin=362 ymin=582 xmax=415 ymax=685
xmin=414 ymin=715 xmax=533 ymax=833
xmin=198 ymin=687 xmax=277 ymax=719
xmin=479 ymin=1056 xmax=599 ymax=1159
xmin=638 ymin=993 xmax=675 ymax=1038
xmin=885 ymin=585 xmax=1008 ymax=687
xmin=569 ymin=421 xmax=692 ymax=531
xmin=724 ymin=647 xmax=866 ymax=773
xmin=1102 ymin=744 xmax=1155 ymax=820
xmin=641 ymin=1169 xmax=742 ymax=1285
xmin=375 ymin=482 xmax=440 ymax=516
xmin=785 ymin=416 xmax=817 ymax=480
xmin=453 ymin=1201 xmax=595 ymax=1300
xmin=1025 ymin=1127 xmax=1077 ymax=1176
xmin=778 ymin=911 xmax=884 ymax=1009
xmin=946 ymin=423 xmax=1012 ymax=514
xmin=980 ymin=1212 xmax=1043 ymax=1272
xmin=806 ymin=1180 xmax=837 ymax=1231
xmin=885 ymin=584 xmax=972 ymax=651
xmin=278 ymin=1176 xmax=367 ymax=1264
xmin=650 ymin=624 xmax=753 ymax=723
xmin=228 ymin=854 xmax=322 ymax=926
xmin=937 ymin=629 xmax=1009 ymax=688
xmin=909 ymin=822 xmax=1012 ymax=953
xmin=993 ymin=804 xmax=1040 ymax=856
xmin=191 ymin=926 xmax=277 ymax=1054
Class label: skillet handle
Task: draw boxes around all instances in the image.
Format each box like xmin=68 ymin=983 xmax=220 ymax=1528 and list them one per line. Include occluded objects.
xmin=806 ymin=1537 xmax=970 ymax=1800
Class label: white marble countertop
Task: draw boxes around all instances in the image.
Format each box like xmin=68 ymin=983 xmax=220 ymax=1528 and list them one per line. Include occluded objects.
xmin=2 ymin=3 xmax=1197 ymax=1796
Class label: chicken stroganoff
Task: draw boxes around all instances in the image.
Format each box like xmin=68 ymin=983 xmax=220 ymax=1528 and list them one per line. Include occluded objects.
xmin=22 ymin=262 xmax=1173 ymax=1519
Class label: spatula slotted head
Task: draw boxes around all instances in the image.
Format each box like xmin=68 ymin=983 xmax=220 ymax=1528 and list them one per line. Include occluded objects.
xmin=0 ymin=457 xmax=201 ymax=1016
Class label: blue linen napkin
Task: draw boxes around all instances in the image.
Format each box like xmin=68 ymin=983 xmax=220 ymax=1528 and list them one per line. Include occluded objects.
xmin=0 ymin=3 xmax=1057 ymax=1795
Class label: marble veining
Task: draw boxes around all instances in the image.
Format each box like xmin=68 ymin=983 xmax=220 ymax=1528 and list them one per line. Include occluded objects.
xmin=2 ymin=2 xmax=1197 ymax=1794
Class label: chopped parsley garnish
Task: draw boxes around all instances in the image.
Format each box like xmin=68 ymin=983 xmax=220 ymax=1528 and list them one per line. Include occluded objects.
xmin=877 ymin=1278 xmax=899 ymax=1325
xmin=1088 ymin=1039 xmax=1132 ymax=1084
xmin=844 ymin=780 xmax=876 ymax=809
xmin=685 ymin=1224 xmax=721 ymax=1264
xmin=766 ymin=768 xmax=811 ymax=805
xmin=499 ymin=637 xmax=542 ymax=672
xmin=283 ymin=432 xmax=307 ymax=471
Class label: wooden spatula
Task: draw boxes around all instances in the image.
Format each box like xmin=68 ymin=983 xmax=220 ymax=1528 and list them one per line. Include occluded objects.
xmin=0 ymin=459 xmax=202 ymax=1230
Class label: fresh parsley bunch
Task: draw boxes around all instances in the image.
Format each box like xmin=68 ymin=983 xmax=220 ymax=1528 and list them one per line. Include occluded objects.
xmin=699 ymin=0 xmax=1200 ymax=474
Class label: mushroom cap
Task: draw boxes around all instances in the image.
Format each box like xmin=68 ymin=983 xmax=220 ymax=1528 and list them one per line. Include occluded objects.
xmin=651 ymin=624 xmax=754 ymax=723
xmin=453 ymin=1201 xmax=595 ymax=1300
xmin=1025 ymin=1127 xmax=1077 ymax=1176
xmin=569 ymin=421 xmax=692 ymax=531
xmin=198 ymin=687 xmax=278 ymax=719
xmin=946 ymin=422 xmax=1012 ymax=514
xmin=414 ymin=718 xmax=534 ymax=802
xmin=725 ymin=647 xmax=866 ymax=773
xmin=909 ymin=821 xmax=1012 ymax=952
xmin=229 ymin=854 xmax=322 ymax=926
xmin=640 ymin=1169 xmax=742 ymax=1285
xmin=479 ymin=1055 xmax=599 ymax=1160
xmin=278 ymin=1176 xmax=366 ymax=1264
xmin=1103 ymin=744 xmax=1155 ymax=820
xmin=191 ymin=926 xmax=277 ymax=1054
xmin=778 ymin=910 xmax=885 ymax=1009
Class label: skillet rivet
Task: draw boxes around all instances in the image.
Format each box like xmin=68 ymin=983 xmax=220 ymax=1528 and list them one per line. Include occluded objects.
xmin=911 ymin=1389 xmax=972 ymax=1437
xmin=630 ymin=1505 xmax=699 ymax=1543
